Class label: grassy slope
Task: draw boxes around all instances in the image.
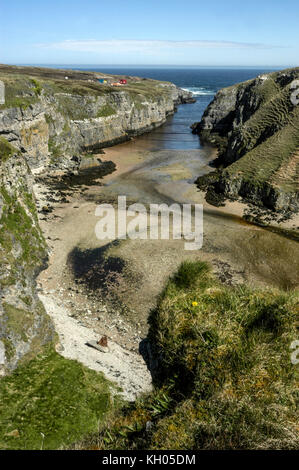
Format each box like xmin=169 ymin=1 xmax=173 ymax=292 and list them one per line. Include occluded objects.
xmin=227 ymin=77 xmax=299 ymax=193
xmin=0 ymin=137 xmax=21 ymax=162
xmin=0 ymin=143 xmax=54 ymax=363
xmin=198 ymin=69 xmax=299 ymax=206
xmin=0 ymin=65 xmax=171 ymax=115
xmin=0 ymin=347 xmax=120 ymax=449
xmin=78 ymin=261 xmax=299 ymax=450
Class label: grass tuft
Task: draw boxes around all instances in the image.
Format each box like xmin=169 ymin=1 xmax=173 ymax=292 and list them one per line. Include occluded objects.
xmin=0 ymin=137 xmax=20 ymax=162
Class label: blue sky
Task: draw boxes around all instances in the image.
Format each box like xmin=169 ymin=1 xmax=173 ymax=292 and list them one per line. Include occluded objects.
xmin=1 ymin=0 xmax=298 ymax=66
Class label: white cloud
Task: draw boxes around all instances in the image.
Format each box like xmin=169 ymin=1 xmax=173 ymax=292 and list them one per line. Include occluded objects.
xmin=37 ymin=39 xmax=276 ymax=53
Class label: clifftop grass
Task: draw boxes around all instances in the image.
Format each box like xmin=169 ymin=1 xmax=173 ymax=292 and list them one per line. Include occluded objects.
xmin=0 ymin=65 xmax=171 ymax=112
xmin=0 ymin=65 xmax=176 ymax=166
xmin=79 ymin=261 xmax=299 ymax=450
xmin=0 ymin=347 xmax=120 ymax=449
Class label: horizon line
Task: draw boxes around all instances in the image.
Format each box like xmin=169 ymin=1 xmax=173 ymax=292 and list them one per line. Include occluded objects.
xmin=5 ymin=63 xmax=296 ymax=69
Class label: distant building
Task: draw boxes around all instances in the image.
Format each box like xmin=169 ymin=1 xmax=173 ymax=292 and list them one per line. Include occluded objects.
xmin=0 ymin=81 xmax=5 ymax=104
xmin=97 ymin=77 xmax=127 ymax=86
xmin=98 ymin=78 xmax=110 ymax=84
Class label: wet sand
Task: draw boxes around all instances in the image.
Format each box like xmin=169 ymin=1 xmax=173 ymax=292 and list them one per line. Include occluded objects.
xmin=102 ymin=141 xmax=299 ymax=229
xmin=37 ymin=137 xmax=299 ymax=334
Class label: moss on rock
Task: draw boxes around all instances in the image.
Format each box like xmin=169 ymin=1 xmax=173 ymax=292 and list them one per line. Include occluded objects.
xmin=0 ymin=137 xmax=20 ymax=162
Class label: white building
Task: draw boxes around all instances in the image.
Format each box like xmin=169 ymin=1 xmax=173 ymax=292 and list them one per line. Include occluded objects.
xmin=0 ymin=81 xmax=5 ymax=105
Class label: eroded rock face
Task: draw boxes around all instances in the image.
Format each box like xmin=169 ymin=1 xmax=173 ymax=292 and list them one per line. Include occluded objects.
xmin=0 ymin=81 xmax=193 ymax=171
xmin=193 ymin=68 xmax=299 ymax=214
xmin=0 ymin=153 xmax=56 ymax=374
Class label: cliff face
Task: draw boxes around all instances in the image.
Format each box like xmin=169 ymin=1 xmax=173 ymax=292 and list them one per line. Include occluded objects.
xmin=192 ymin=68 xmax=299 ymax=214
xmin=0 ymin=65 xmax=193 ymax=171
xmin=0 ymin=65 xmax=193 ymax=372
xmin=0 ymin=142 xmax=55 ymax=374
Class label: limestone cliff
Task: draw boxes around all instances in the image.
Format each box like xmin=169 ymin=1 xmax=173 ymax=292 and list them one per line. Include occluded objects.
xmin=192 ymin=68 xmax=299 ymax=214
xmin=0 ymin=65 xmax=193 ymax=171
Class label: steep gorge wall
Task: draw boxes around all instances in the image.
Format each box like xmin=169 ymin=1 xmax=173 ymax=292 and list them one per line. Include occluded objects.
xmin=193 ymin=68 xmax=299 ymax=213
xmin=0 ymin=142 xmax=55 ymax=374
xmin=0 ymin=76 xmax=192 ymax=171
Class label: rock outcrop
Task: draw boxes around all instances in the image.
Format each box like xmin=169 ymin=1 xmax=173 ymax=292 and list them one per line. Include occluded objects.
xmin=0 ymin=65 xmax=194 ymax=171
xmin=0 ymin=142 xmax=55 ymax=374
xmin=192 ymin=68 xmax=299 ymax=214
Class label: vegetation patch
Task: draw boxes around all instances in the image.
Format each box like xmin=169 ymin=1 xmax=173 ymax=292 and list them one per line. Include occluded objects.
xmin=96 ymin=104 xmax=116 ymax=118
xmin=31 ymin=79 xmax=42 ymax=96
xmin=196 ymin=68 xmax=299 ymax=212
xmin=0 ymin=187 xmax=45 ymax=273
xmin=0 ymin=347 xmax=120 ymax=449
xmin=0 ymin=76 xmax=39 ymax=110
xmin=48 ymin=137 xmax=63 ymax=161
xmin=78 ymin=261 xmax=299 ymax=450
xmin=0 ymin=137 xmax=20 ymax=162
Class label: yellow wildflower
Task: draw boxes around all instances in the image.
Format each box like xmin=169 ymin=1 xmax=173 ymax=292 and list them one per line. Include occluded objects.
xmin=192 ymin=301 xmax=198 ymax=307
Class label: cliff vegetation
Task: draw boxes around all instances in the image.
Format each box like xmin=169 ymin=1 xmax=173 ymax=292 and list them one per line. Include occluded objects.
xmin=73 ymin=261 xmax=299 ymax=450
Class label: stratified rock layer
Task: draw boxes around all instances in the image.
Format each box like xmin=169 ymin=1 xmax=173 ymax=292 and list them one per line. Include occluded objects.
xmin=0 ymin=65 xmax=193 ymax=171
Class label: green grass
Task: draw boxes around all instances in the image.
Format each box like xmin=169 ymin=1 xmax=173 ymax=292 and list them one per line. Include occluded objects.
xmin=96 ymin=104 xmax=116 ymax=118
xmin=0 ymin=76 xmax=39 ymax=110
xmin=30 ymin=79 xmax=42 ymax=96
xmin=80 ymin=261 xmax=299 ymax=450
xmin=227 ymin=104 xmax=299 ymax=193
xmin=42 ymin=79 xmax=110 ymax=98
xmin=0 ymin=347 xmax=120 ymax=449
xmin=0 ymin=137 xmax=20 ymax=162
xmin=172 ymin=260 xmax=211 ymax=289
xmin=0 ymin=186 xmax=46 ymax=272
